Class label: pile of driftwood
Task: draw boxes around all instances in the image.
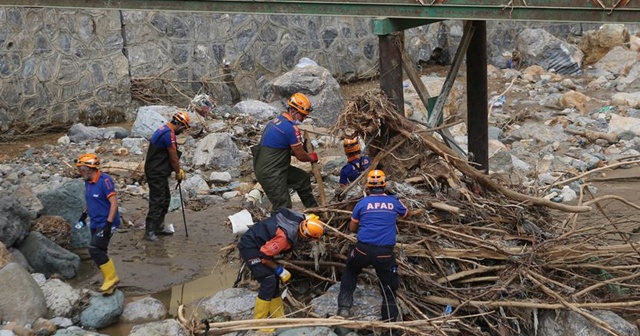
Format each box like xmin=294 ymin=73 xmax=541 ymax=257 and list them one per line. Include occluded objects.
xmin=188 ymin=91 xmax=640 ymax=335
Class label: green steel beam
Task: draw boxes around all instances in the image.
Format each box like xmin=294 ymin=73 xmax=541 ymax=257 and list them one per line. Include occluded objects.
xmin=373 ymin=18 xmax=442 ymax=35
xmin=2 ymin=0 xmax=639 ymax=23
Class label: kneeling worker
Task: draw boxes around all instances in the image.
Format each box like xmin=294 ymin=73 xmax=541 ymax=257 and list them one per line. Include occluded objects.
xmin=238 ymin=208 xmax=324 ymax=332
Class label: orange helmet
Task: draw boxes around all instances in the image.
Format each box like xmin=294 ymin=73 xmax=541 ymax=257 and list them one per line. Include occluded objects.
xmin=366 ymin=169 xmax=386 ymax=188
xmin=172 ymin=111 xmax=191 ymax=128
xmin=343 ymin=137 xmax=361 ymax=155
xmin=288 ymin=93 xmax=312 ymax=115
xmin=299 ymin=216 xmax=324 ymax=239
xmin=75 ymin=153 xmax=100 ymax=168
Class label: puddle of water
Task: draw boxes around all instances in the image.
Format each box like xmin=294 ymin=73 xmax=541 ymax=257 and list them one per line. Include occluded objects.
xmin=99 ymin=263 xmax=240 ymax=335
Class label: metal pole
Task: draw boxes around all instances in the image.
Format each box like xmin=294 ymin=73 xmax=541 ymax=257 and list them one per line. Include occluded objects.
xmin=466 ymin=20 xmax=489 ymax=173
xmin=178 ymin=182 xmax=189 ymax=237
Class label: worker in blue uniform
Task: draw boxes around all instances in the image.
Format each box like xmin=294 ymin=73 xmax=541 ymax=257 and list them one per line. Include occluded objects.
xmin=339 ymin=136 xmax=371 ymax=187
xmin=251 ymin=93 xmax=319 ymax=213
xmin=337 ymin=169 xmax=408 ymax=325
xmin=76 ymin=153 xmax=121 ymax=295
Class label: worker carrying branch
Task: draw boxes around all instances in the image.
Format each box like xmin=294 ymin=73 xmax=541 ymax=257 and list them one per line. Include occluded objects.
xmin=238 ymin=208 xmax=324 ymax=333
xmin=251 ymin=93 xmax=319 ymax=214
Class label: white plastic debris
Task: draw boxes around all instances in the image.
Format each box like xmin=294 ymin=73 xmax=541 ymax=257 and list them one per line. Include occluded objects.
xmin=229 ymin=209 xmax=255 ymax=234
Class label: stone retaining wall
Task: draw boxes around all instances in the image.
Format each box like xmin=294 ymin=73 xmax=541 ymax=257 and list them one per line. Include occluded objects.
xmin=0 ymin=7 xmax=637 ymax=134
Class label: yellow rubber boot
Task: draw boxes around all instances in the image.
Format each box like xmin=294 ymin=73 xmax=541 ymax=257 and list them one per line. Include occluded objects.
xmin=254 ymin=297 xmax=275 ymax=333
xmin=98 ymin=259 xmax=120 ymax=296
xmin=269 ymin=297 xmax=286 ymax=319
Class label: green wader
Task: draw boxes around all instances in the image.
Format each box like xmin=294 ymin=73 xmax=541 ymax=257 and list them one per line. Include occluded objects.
xmin=252 ymin=144 xmax=317 ymax=213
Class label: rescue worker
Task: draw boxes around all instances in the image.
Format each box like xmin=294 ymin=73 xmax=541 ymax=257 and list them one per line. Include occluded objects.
xmin=143 ymin=111 xmax=190 ymax=242
xmin=252 ymin=93 xmax=319 ymax=214
xmin=337 ymin=169 xmax=408 ymax=324
xmin=76 ymin=154 xmax=121 ymax=295
xmin=238 ymin=208 xmax=324 ymax=333
xmin=339 ymin=137 xmax=371 ymax=187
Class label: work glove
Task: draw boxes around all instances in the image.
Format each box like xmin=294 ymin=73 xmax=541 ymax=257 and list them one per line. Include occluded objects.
xmin=78 ymin=212 xmax=88 ymax=225
xmin=103 ymin=221 xmax=113 ymax=238
xmin=176 ymin=169 xmax=185 ymax=182
xmin=275 ymin=265 xmax=291 ymax=284
xmin=308 ymin=152 xmax=318 ymax=164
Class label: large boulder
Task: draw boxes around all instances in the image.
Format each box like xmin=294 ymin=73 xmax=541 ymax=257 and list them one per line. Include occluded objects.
xmin=35 ymin=179 xmax=90 ymax=249
xmin=198 ymin=287 xmax=255 ymax=320
xmin=191 ymin=133 xmax=242 ymax=170
xmin=310 ymin=283 xmax=381 ymax=320
xmin=121 ymin=297 xmax=168 ymax=323
xmin=233 ymin=100 xmax=278 ymax=122
xmin=17 ymin=232 xmax=80 ymax=279
xmin=40 ymin=278 xmax=82 ymax=318
xmin=79 ymin=290 xmax=125 ymax=329
xmin=0 ymin=263 xmax=47 ymax=325
xmin=516 ymin=28 xmax=583 ymax=75
xmin=0 ymin=196 xmax=32 ymax=247
xmin=262 ymin=61 xmax=344 ymax=128
xmin=579 ymin=24 xmax=630 ymax=64
xmin=128 ymin=319 xmax=189 ymax=336
xmin=131 ymin=106 xmax=176 ymax=140
xmin=537 ymin=309 xmax=639 ymax=336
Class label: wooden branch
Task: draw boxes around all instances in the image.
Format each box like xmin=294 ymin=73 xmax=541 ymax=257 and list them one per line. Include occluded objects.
xmin=304 ymin=130 xmax=326 ymax=206
xmin=564 ymin=128 xmax=618 ymax=144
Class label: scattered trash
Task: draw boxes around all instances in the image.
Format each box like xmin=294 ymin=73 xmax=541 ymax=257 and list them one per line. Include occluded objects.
xmin=489 ymin=95 xmax=506 ymax=107
xmin=229 ymin=209 xmax=255 ymax=234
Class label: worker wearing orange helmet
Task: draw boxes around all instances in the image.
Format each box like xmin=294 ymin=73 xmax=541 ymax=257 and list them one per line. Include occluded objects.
xmin=76 ymin=153 xmax=121 ymax=295
xmin=339 ymin=137 xmax=371 ymax=187
xmin=238 ymin=208 xmax=324 ymax=332
xmin=337 ymin=169 xmax=408 ymax=324
xmin=143 ymin=111 xmax=190 ymax=242
xmin=252 ymin=92 xmax=319 ymax=213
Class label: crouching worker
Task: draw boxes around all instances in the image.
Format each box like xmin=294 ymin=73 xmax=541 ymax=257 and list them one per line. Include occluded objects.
xmin=238 ymin=208 xmax=324 ymax=333
xmin=76 ymin=154 xmax=121 ymax=295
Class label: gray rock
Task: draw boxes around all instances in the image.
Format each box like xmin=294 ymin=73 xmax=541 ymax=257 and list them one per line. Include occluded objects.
xmin=192 ymin=133 xmax=242 ymax=170
xmin=120 ymin=297 xmax=168 ymax=323
xmin=41 ymin=278 xmax=81 ymax=318
xmin=53 ymin=326 xmax=109 ymax=335
xmin=488 ymin=126 xmax=503 ymax=140
xmin=17 ymin=232 xmax=80 ymax=279
xmin=128 ymin=319 xmax=189 ymax=336
xmin=0 ymin=196 xmax=32 ymax=247
xmin=0 ymin=263 xmax=47 ymax=325
xmin=198 ymin=287 xmax=256 ymax=320
xmin=208 ymin=171 xmax=232 ymax=184
xmin=537 ymin=309 xmax=639 ymax=336
xmin=262 ymin=62 xmax=344 ymax=128
xmin=67 ymin=123 xmax=107 ymax=143
xmin=310 ymin=283 xmax=381 ymax=320
xmin=233 ymin=100 xmax=278 ymax=122
xmin=131 ymin=106 xmax=175 ymax=140
xmin=50 ymin=317 xmax=73 ymax=328
xmin=8 ymin=247 xmax=33 ymax=272
xmin=35 ymin=178 xmax=90 ymax=250
xmin=516 ymin=28 xmax=583 ymax=75
xmin=79 ymin=290 xmax=124 ymax=329
xmin=102 ymin=126 xmax=130 ymax=139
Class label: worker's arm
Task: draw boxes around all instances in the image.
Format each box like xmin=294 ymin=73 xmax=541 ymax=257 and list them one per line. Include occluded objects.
xmin=348 ymin=218 xmax=359 ymax=233
xmin=290 ymin=143 xmax=317 ymax=162
xmin=168 ymin=146 xmax=181 ymax=174
xmin=260 ymin=229 xmax=292 ymax=270
xmin=107 ymin=194 xmax=118 ymax=223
